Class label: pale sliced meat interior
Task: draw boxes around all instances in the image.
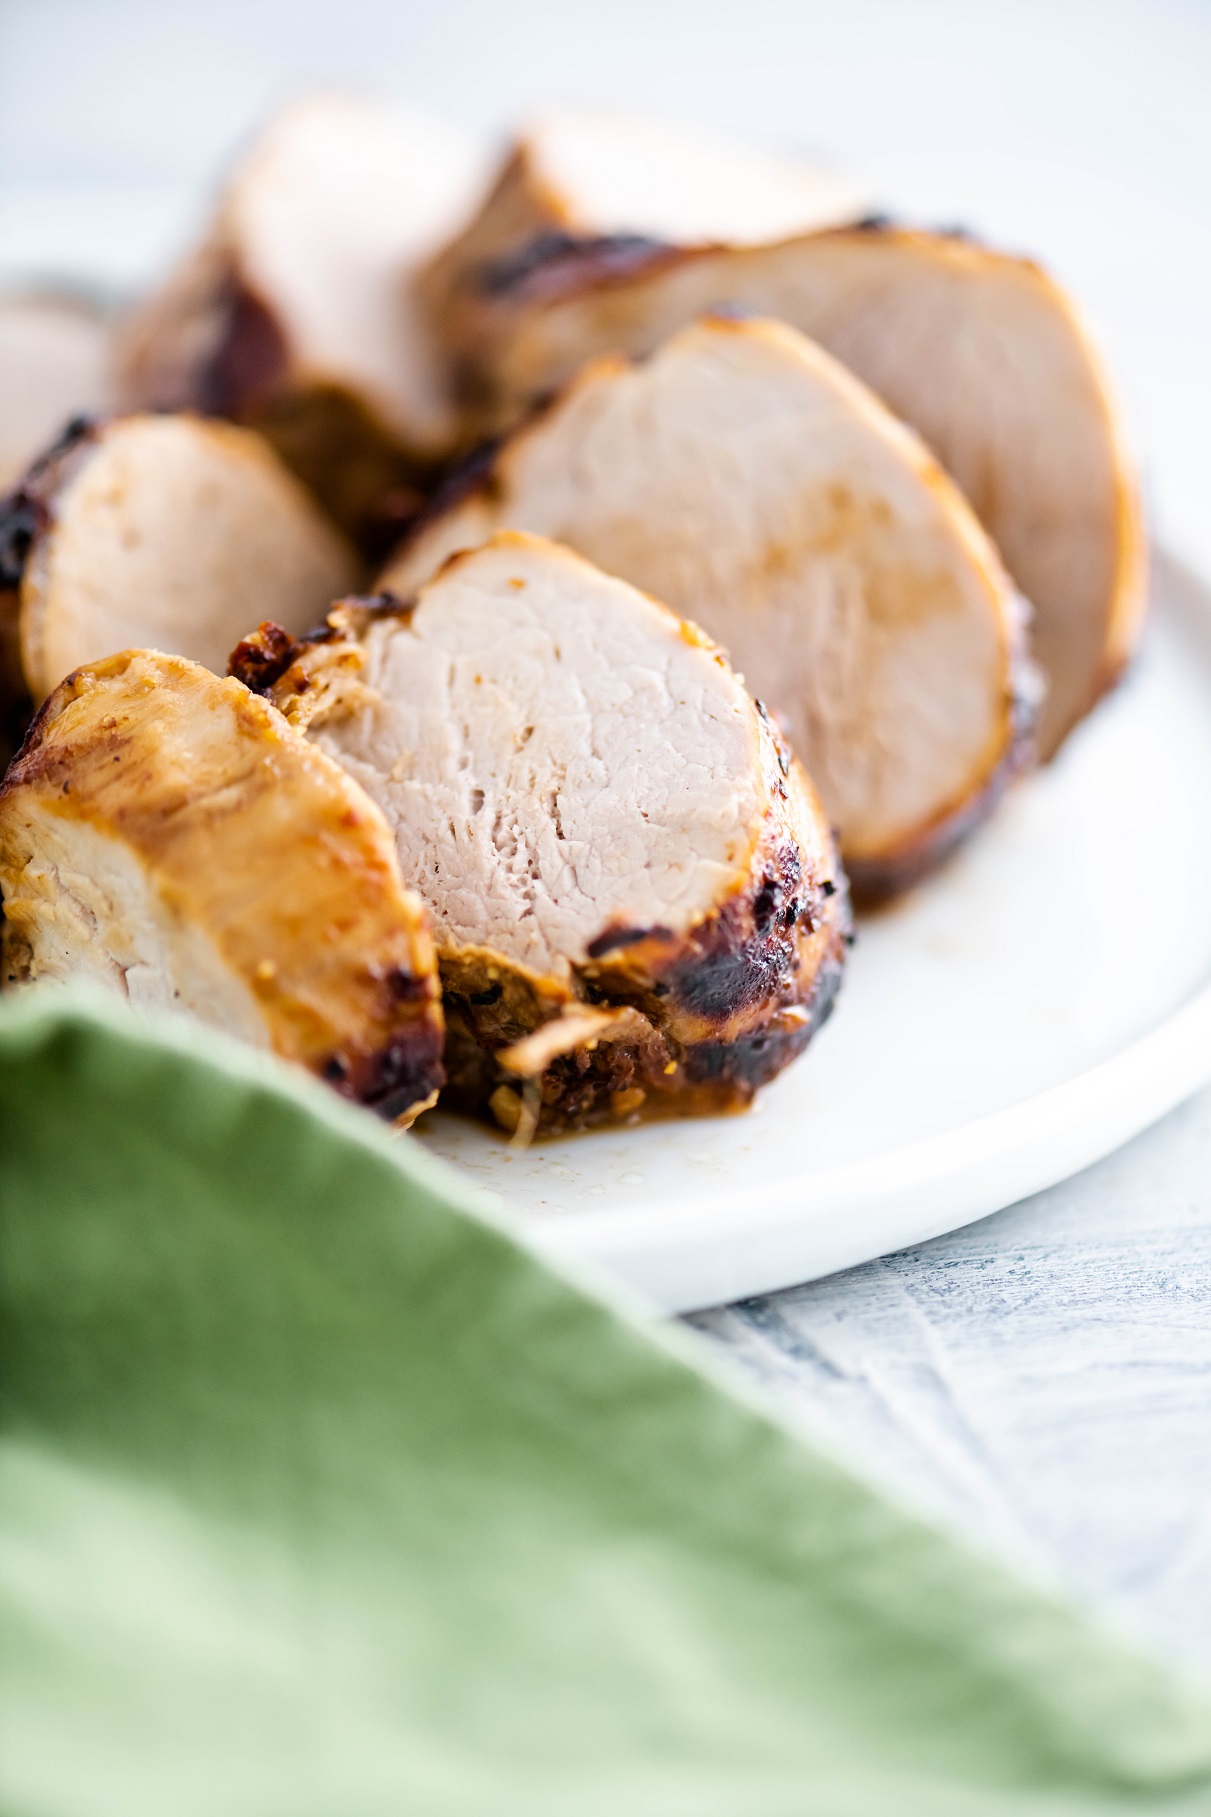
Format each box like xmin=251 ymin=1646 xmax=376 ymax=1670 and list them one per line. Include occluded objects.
xmin=481 ymin=228 xmax=1143 ymax=759
xmin=313 ymin=533 xmax=771 ymax=980
xmin=21 ymin=414 xmax=357 ymax=700
xmin=384 ymin=317 xmax=1020 ymax=869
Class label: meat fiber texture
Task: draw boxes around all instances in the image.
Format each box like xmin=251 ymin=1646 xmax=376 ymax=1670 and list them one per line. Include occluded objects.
xmin=0 ymin=650 xmax=444 ymax=1125
xmin=383 ymin=315 xmax=1033 ymax=900
xmin=115 ymin=93 xmax=489 ymax=549
xmin=0 ymin=413 xmax=358 ymax=722
xmin=235 ymin=531 xmax=849 ymax=1136
xmin=428 ymin=217 xmax=1143 ymax=761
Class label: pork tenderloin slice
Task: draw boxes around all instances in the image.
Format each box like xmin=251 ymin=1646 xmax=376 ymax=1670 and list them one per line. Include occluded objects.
xmin=0 ymin=649 xmax=444 ymax=1123
xmin=420 ymin=109 xmax=864 ymax=374
xmin=381 ymin=316 xmax=1031 ymax=897
xmin=437 ymin=223 xmax=1142 ymax=760
xmin=236 ymin=531 xmax=849 ymax=1133
xmin=0 ymin=412 xmax=357 ymax=707
xmin=115 ymin=94 xmax=488 ymax=546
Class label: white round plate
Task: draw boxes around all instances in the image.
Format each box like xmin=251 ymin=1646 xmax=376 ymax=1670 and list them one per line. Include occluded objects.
xmin=414 ymin=555 xmax=1211 ymax=1312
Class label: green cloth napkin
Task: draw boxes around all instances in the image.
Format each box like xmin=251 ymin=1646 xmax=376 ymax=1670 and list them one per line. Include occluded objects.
xmin=2 ymin=990 xmax=1210 ymax=1816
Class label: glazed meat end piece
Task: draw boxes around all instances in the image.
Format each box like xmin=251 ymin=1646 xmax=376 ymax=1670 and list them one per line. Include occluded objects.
xmin=0 ymin=649 xmax=444 ymax=1125
xmin=382 ymin=315 xmax=1031 ymax=900
xmin=251 ymin=530 xmax=849 ymax=1136
xmin=0 ymin=412 xmax=358 ymax=709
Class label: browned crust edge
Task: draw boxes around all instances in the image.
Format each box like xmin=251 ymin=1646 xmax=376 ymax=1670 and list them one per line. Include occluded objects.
xmin=438 ymin=916 xmax=846 ymax=1138
xmin=473 ymin=230 xmax=688 ymax=305
xmin=314 ymin=974 xmax=445 ymax=1127
xmin=0 ymin=413 xmax=102 ymax=596
xmin=438 ymin=221 xmax=1041 ymax=429
xmin=462 ymin=216 xmax=1044 ymax=312
xmin=0 ymin=416 xmax=101 ymax=755
xmin=436 ymin=816 xmax=850 ymax=1137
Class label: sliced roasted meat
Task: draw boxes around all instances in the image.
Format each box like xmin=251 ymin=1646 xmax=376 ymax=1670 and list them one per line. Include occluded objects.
xmin=382 ymin=316 xmax=1032 ymax=898
xmin=421 ymin=109 xmax=863 ymax=377
xmin=0 ymin=649 xmax=444 ymax=1124
xmin=115 ymin=94 xmax=487 ymax=546
xmin=235 ymin=531 xmax=849 ymax=1135
xmin=433 ymin=222 xmax=1143 ymax=759
xmin=0 ymin=412 xmax=357 ymax=708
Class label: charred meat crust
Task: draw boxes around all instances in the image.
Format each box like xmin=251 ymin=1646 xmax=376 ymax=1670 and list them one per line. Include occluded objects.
xmin=439 ymin=1006 xmax=654 ymax=1129
xmin=678 ymin=929 xmax=844 ymax=1092
xmin=846 ymin=773 xmax=1006 ymax=903
xmin=0 ymin=584 xmax=32 ymax=766
xmin=0 ymin=414 xmax=100 ymax=592
xmin=0 ymin=493 xmax=49 ymax=597
xmin=476 ymin=231 xmax=686 ymax=303
xmin=464 ymin=218 xmax=1005 ymax=313
xmin=438 ymin=762 xmax=849 ymax=1136
xmin=582 ymin=830 xmax=823 ymax=1032
xmin=228 ymin=601 xmax=404 ymax=698
xmin=0 ymin=416 xmax=101 ymax=752
xmin=439 ymin=875 xmax=847 ymax=1136
xmin=320 ymin=1013 xmax=446 ymax=1123
xmin=227 ymin=620 xmax=312 ymax=695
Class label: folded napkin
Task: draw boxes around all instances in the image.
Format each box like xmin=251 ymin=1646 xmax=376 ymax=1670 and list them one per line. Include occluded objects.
xmin=2 ymin=990 xmax=1209 ymax=1816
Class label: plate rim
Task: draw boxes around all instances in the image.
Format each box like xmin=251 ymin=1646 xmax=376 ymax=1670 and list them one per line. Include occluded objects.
xmin=526 ymin=982 xmax=1211 ymax=1310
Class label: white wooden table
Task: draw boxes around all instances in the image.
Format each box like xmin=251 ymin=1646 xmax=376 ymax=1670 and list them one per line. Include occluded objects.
xmin=692 ymin=1086 xmax=1211 ymax=1674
